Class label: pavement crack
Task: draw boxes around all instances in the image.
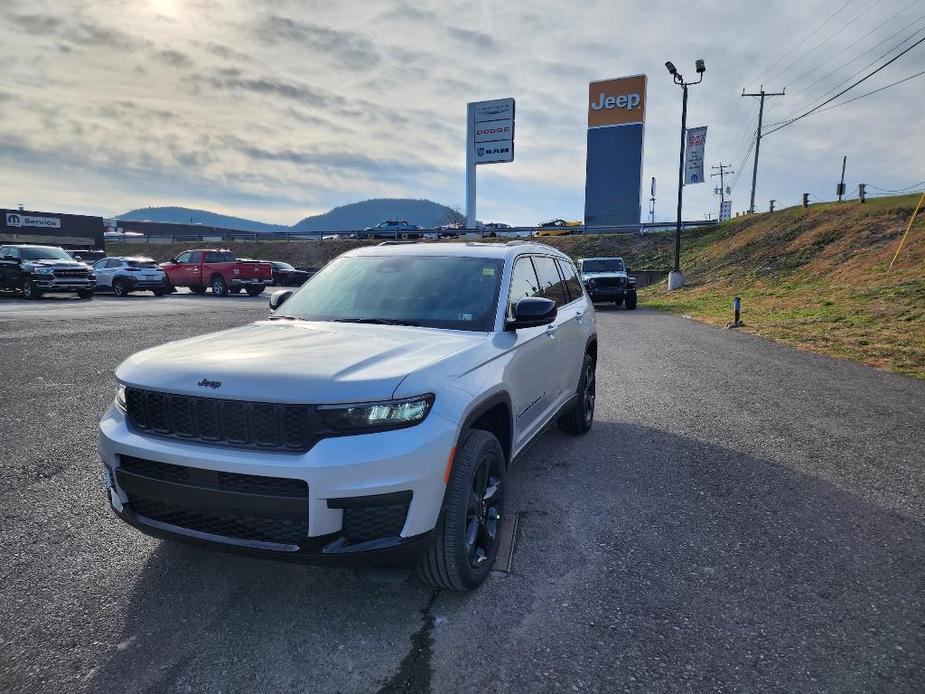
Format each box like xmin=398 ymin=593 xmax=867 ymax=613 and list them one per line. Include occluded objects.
xmin=377 ymin=588 xmax=440 ymax=694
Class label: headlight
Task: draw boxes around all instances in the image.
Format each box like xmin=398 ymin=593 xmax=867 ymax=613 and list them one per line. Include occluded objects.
xmin=319 ymin=394 xmax=434 ymax=432
xmin=115 ymin=384 xmax=127 ymax=412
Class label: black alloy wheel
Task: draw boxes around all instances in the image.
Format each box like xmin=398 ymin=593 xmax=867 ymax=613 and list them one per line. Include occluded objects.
xmin=464 ymin=449 xmax=504 ymax=570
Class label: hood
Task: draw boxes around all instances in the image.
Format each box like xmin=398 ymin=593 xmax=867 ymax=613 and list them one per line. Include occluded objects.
xmin=24 ymin=259 xmax=91 ymax=270
xmin=115 ymin=320 xmax=487 ymax=404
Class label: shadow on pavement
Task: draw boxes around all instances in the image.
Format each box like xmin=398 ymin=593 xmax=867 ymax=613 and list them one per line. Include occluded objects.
xmin=87 ymin=422 xmax=923 ymax=693
xmin=431 ymin=422 xmax=924 ymax=693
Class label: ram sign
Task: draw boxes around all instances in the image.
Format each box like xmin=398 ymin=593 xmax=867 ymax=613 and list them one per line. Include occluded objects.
xmin=584 ymin=74 xmax=647 ymax=229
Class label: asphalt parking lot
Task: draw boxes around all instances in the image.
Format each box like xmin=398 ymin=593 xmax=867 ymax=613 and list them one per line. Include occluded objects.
xmin=1 ymin=295 xmax=923 ymax=693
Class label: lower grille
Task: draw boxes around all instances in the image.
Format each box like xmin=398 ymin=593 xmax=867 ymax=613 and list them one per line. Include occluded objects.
xmin=342 ymin=504 xmax=409 ymax=543
xmin=117 ymin=456 xmax=309 ymax=546
xmin=127 ymin=496 xmax=308 ymax=545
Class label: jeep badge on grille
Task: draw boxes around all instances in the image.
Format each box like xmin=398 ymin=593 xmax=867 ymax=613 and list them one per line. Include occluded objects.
xmin=197 ymin=378 xmax=222 ymax=389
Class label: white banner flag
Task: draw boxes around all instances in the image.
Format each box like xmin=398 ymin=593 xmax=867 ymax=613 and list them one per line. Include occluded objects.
xmin=684 ymin=126 xmax=707 ymax=184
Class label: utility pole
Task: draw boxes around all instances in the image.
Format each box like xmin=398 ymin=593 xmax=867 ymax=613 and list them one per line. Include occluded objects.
xmin=711 ymin=163 xmax=733 ymax=209
xmin=837 ymin=155 xmax=847 ymax=201
xmin=742 ymin=86 xmax=785 ymax=214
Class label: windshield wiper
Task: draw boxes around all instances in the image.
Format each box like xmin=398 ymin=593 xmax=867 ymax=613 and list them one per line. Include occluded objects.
xmin=268 ymin=314 xmax=304 ymax=321
xmin=333 ymin=318 xmax=423 ymax=327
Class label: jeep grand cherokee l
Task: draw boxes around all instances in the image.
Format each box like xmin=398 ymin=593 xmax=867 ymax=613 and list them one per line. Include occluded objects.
xmin=99 ymin=242 xmax=597 ymax=590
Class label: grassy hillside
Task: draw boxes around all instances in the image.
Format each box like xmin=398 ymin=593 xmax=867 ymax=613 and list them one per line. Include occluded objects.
xmin=641 ymin=194 xmax=925 ymax=378
xmin=107 ymin=233 xmax=679 ymax=271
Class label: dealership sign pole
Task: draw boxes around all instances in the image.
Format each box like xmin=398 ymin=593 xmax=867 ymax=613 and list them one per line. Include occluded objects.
xmin=466 ymin=98 xmax=515 ymax=228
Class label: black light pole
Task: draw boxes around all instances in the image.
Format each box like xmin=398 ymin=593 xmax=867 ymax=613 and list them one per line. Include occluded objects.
xmin=666 ymin=58 xmax=705 ymax=289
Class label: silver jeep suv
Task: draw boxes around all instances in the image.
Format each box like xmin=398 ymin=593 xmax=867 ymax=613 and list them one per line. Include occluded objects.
xmin=99 ymin=242 xmax=597 ymax=590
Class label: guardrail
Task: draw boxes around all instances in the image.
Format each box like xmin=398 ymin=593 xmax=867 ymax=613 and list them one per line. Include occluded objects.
xmin=107 ymin=220 xmax=716 ymax=244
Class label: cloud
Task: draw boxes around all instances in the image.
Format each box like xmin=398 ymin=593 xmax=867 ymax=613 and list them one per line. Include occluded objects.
xmin=156 ymin=49 xmax=193 ymax=68
xmin=445 ymin=27 xmax=496 ymax=49
xmin=5 ymin=13 xmax=62 ymax=32
xmin=256 ymin=15 xmax=380 ymax=69
xmin=193 ymin=72 xmax=345 ymax=109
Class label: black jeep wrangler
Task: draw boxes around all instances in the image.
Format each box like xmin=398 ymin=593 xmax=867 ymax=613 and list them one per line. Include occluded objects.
xmin=0 ymin=244 xmax=96 ymax=299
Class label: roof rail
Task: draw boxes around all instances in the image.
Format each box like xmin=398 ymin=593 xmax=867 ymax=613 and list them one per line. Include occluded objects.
xmin=504 ymin=240 xmax=541 ymax=246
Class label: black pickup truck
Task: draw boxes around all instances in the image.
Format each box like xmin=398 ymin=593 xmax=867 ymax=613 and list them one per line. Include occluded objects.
xmin=0 ymin=244 xmax=96 ymax=299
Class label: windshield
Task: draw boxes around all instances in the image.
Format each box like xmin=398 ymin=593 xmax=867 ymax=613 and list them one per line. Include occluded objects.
xmin=277 ymin=254 xmax=504 ymax=331
xmin=582 ymin=259 xmax=624 ymax=273
xmin=20 ymin=247 xmax=73 ymax=261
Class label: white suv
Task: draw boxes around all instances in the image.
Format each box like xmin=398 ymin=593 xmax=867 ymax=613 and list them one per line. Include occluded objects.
xmin=99 ymin=242 xmax=597 ymax=590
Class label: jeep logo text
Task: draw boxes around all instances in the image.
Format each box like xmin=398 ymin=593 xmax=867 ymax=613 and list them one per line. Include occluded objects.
xmin=197 ymin=378 xmax=222 ymax=389
xmin=590 ymin=92 xmax=641 ymax=112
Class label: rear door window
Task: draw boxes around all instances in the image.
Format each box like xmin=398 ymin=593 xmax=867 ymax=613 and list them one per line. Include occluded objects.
xmin=532 ymin=256 xmax=569 ymax=307
xmin=557 ymin=259 xmax=584 ymax=302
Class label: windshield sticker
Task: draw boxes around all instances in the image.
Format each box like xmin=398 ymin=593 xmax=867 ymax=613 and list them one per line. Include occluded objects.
xmin=459 ymin=313 xmax=473 ymax=321
xmin=481 ymin=267 xmax=495 ymax=276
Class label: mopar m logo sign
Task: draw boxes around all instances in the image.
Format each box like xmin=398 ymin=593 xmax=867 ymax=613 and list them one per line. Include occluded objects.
xmin=5 ymin=213 xmax=62 ymax=228
xmin=197 ymin=378 xmax=222 ymax=389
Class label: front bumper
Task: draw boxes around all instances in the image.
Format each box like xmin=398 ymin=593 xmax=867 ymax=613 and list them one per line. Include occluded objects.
xmin=98 ymin=404 xmax=455 ymax=565
xmin=32 ymin=275 xmax=95 ymax=291
xmin=230 ymin=278 xmax=272 ymax=288
xmin=586 ymin=286 xmax=635 ymax=302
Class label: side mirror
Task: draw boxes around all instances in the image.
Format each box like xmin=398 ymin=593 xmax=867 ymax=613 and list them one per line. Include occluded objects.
xmin=269 ymin=289 xmax=293 ymax=310
xmin=506 ymin=296 xmax=557 ymax=330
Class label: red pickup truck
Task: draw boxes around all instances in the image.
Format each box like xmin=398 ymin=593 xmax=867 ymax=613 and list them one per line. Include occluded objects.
xmin=160 ymin=249 xmax=273 ymax=296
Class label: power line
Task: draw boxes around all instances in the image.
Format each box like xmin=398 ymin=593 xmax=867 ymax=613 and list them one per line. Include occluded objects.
xmin=764 ymin=0 xmax=885 ymax=87
xmin=768 ymin=23 xmax=925 ymax=127
xmin=744 ymin=0 xmax=857 ymax=87
xmin=806 ymin=68 xmax=925 ymax=117
xmin=763 ymin=32 xmax=925 ymax=136
xmin=868 ymin=179 xmax=925 ymax=192
xmin=785 ymin=0 xmax=922 ymax=95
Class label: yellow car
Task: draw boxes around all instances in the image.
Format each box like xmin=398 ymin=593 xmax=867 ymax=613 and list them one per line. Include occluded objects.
xmin=534 ymin=219 xmax=583 ymax=237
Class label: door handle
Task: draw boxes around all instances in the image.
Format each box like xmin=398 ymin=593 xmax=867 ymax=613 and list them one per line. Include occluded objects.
xmin=546 ymin=324 xmax=558 ymax=336
xmin=575 ymin=311 xmax=584 ymax=323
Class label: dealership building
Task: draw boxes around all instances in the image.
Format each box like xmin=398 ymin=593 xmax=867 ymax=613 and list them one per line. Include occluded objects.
xmin=1 ymin=209 xmax=105 ymax=250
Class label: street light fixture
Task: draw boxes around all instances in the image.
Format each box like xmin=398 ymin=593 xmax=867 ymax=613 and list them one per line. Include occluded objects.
xmin=666 ymin=58 xmax=706 ymax=290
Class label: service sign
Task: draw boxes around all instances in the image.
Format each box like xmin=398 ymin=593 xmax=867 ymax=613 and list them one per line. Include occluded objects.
xmin=5 ymin=213 xmax=61 ymax=229
xmin=720 ymin=200 xmax=732 ymax=222
xmin=469 ymin=98 xmax=515 ymax=164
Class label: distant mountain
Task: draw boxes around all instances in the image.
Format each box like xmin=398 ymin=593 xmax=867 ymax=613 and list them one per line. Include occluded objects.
xmin=292 ymin=198 xmax=464 ymax=231
xmin=115 ymin=207 xmax=288 ymax=233
xmin=115 ymin=199 xmax=465 ymax=234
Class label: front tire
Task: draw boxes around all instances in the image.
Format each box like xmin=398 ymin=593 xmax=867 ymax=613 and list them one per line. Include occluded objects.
xmin=211 ymin=275 xmax=227 ymax=297
xmin=21 ymin=279 xmax=42 ymax=300
xmin=558 ymin=353 xmax=595 ymax=435
xmin=625 ymin=292 xmax=637 ymax=310
xmin=417 ymin=430 xmax=505 ymax=591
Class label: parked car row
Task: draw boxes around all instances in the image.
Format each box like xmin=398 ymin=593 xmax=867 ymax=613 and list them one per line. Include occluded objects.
xmin=0 ymin=244 xmax=314 ymax=300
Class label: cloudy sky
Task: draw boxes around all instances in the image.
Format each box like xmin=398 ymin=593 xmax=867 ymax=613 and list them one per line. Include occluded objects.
xmin=0 ymin=0 xmax=923 ymax=226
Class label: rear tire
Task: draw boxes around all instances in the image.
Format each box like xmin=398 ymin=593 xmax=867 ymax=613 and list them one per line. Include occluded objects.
xmin=417 ymin=430 xmax=505 ymax=591
xmin=558 ymin=353 xmax=595 ymax=435
xmin=625 ymin=292 xmax=637 ymax=310
xmin=112 ymin=278 xmax=127 ymax=297
xmin=190 ymin=286 xmax=207 ymax=295
xmin=21 ymin=279 xmax=42 ymax=300
xmin=77 ymin=289 xmax=94 ymax=300
xmin=211 ymin=275 xmax=227 ymax=297
xmin=153 ymin=289 xmax=167 ymax=297
xmin=613 ymin=298 xmax=624 ymax=307
xmin=245 ymin=286 xmax=265 ymax=296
